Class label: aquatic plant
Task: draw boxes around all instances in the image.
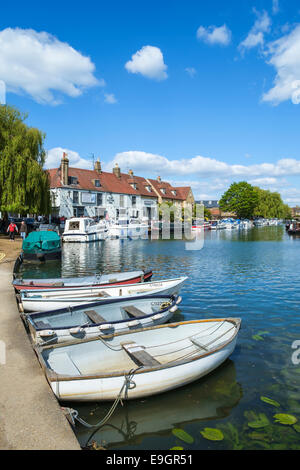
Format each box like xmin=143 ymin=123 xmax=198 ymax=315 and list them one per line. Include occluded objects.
xmin=260 ymin=396 xmax=280 ymax=408
xmin=200 ymin=428 xmax=224 ymax=441
xmin=171 ymin=428 xmax=194 ymax=444
xmin=273 ymin=414 xmax=298 ymax=425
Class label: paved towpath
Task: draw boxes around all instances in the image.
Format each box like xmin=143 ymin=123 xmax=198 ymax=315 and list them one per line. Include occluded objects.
xmin=0 ymin=237 xmax=81 ymax=450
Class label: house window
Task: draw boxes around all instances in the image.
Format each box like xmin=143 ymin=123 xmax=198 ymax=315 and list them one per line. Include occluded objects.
xmin=130 ymin=183 xmax=137 ymax=190
xmin=73 ymin=191 xmax=79 ymax=204
xmin=132 ymin=195 xmax=136 ymax=207
xmin=120 ymin=195 xmax=124 ymax=207
xmin=171 ymin=190 xmax=177 ymax=196
xmin=94 ymin=179 xmax=101 ymax=187
xmin=97 ymin=193 xmax=103 ymax=206
xmin=68 ymin=176 xmax=78 ymax=185
xmin=161 ymin=188 xmax=166 ymax=194
xmin=146 ymin=185 xmax=152 ymax=192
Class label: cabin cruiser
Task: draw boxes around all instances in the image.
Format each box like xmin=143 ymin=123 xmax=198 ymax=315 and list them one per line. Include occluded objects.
xmin=109 ymin=217 xmax=149 ymax=239
xmin=62 ymin=217 xmax=109 ymax=243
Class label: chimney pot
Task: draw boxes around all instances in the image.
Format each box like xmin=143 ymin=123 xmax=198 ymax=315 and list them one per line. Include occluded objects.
xmin=113 ymin=163 xmax=121 ymax=178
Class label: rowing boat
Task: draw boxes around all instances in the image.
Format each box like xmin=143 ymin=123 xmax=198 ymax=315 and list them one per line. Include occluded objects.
xmin=26 ymin=295 xmax=181 ymax=345
xmin=13 ymin=269 xmax=152 ymax=291
xmin=36 ymin=317 xmax=241 ymax=402
xmin=20 ymin=277 xmax=187 ymax=312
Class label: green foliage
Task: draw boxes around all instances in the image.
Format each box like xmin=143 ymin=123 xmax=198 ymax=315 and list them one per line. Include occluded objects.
xmin=0 ymin=104 xmax=50 ymax=215
xmin=219 ymin=181 xmax=259 ymax=219
xmin=253 ymin=187 xmax=292 ymax=219
xmin=260 ymin=396 xmax=280 ymax=408
xmin=273 ymin=414 xmax=298 ymax=425
xmin=245 ymin=411 xmax=270 ymax=429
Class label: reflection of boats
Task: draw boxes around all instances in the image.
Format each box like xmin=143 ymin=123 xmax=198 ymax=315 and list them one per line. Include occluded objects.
xmin=36 ymin=318 xmax=241 ymax=402
xmin=72 ymin=359 xmax=242 ymax=449
xmin=13 ymin=269 xmax=153 ymax=291
xmin=62 ymin=217 xmax=109 ymax=243
xmin=22 ymin=231 xmax=61 ymax=262
xmin=20 ymin=277 xmax=187 ymax=312
xmin=26 ymin=295 xmax=181 ymax=345
xmin=109 ymin=218 xmax=148 ymax=239
xmin=239 ymin=220 xmax=252 ymax=230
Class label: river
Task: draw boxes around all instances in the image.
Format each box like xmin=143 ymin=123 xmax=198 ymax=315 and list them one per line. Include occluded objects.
xmin=19 ymin=225 xmax=300 ymax=450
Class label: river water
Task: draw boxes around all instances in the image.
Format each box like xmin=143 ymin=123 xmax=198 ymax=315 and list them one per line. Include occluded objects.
xmin=19 ymin=226 xmax=300 ymax=450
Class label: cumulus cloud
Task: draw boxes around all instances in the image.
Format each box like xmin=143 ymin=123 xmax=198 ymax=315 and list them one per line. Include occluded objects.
xmin=196 ymin=24 xmax=232 ymax=46
xmin=262 ymin=25 xmax=300 ymax=105
xmin=106 ymin=150 xmax=300 ymax=180
xmin=239 ymin=10 xmax=271 ymax=51
xmin=0 ymin=28 xmax=101 ymax=104
xmin=45 ymin=147 xmax=91 ymax=169
xmin=125 ymin=46 xmax=168 ymax=81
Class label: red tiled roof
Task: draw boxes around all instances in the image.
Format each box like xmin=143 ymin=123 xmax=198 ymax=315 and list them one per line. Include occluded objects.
xmin=47 ymin=166 xmax=192 ymax=202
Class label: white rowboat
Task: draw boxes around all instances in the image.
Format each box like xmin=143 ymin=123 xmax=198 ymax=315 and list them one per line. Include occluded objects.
xmin=26 ymin=295 xmax=181 ymax=345
xmin=36 ymin=317 xmax=241 ymax=402
xmin=20 ymin=277 xmax=187 ymax=312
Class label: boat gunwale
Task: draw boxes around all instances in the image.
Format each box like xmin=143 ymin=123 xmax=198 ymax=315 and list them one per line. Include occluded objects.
xmin=35 ymin=318 xmax=241 ymax=382
xmin=27 ymin=294 xmax=179 ymax=331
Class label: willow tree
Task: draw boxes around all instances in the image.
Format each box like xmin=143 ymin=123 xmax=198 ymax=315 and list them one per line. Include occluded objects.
xmin=253 ymin=187 xmax=292 ymax=219
xmin=0 ymin=105 xmax=50 ymax=217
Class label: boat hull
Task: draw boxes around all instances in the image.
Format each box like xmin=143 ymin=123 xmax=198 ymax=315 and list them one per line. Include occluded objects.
xmin=37 ymin=318 xmax=241 ymax=402
xmin=21 ymin=277 xmax=187 ymax=312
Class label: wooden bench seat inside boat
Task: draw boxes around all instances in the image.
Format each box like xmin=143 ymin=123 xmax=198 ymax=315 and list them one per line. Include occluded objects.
xmin=123 ymin=305 xmax=147 ymax=318
xmin=121 ymin=341 xmax=161 ymax=367
xmin=84 ymin=310 xmax=107 ymax=324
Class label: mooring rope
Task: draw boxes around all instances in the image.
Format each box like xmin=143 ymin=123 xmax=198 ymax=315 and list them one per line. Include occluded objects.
xmin=62 ymin=366 xmax=142 ymax=429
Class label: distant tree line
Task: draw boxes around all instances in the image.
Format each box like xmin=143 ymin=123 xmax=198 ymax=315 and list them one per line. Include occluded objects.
xmin=0 ymin=105 xmax=50 ymax=220
xmin=219 ymin=181 xmax=291 ymax=220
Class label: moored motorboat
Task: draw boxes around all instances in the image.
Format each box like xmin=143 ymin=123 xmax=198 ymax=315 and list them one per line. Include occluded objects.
xmin=62 ymin=217 xmax=109 ymax=243
xmin=26 ymin=295 xmax=182 ymax=345
xmin=109 ymin=218 xmax=149 ymax=239
xmin=13 ymin=269 xmax=153 ymax=291
xmin=35 ymin=317 xmax=241 ymax=402
xmin=20 ymin=276 xmax=187 ymax=312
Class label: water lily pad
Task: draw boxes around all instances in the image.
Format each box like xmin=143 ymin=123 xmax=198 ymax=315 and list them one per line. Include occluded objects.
xmin=172 ymin=428 xmax=194 ymax=444
xmin=246 ymin=411 xmax=270 ymax=429
xmin=200 ymin=427 xmax=224 ymax=441
xmin=170 ymin=447 xmax=184 ymax=450
xmin=293 ymin=424 xmax=300 ymax=433
xmin=273 ymin=414 xmax=298 ymax=425
xmin=260 ymin=396 xmax=280 ymax=408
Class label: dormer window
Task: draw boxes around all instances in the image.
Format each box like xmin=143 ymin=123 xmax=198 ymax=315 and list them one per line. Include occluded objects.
xmin=68 ymin=176 xmax=78 ymax=185
xmin=161 ymin=188 xmax=166 ymax=195
xmin=146 ymin=185 xmax=152 ymax=192
xmin=130 ymin=183 xmax=137 ymax=190
xmin=94 ymin=179 xmax=101 ymax=187
xmin=171 ymin=190 xmax=177 ymax=196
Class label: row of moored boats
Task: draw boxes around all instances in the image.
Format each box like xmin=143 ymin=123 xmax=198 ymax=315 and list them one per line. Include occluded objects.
xmin=13 ymin=268 xmax=241 ymax=403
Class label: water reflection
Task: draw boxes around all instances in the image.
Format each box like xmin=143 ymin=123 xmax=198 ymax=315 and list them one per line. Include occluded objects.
xmin=72 ymin=360 xmax=242 ymax=450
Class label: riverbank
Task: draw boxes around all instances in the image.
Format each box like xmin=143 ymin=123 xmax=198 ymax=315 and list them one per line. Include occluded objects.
xmin=0 ymin=236 xmax=81 ymax=450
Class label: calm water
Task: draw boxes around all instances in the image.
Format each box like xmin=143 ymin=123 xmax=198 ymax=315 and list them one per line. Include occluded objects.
xmin=19 ymin=226 xmax=300 ymax=450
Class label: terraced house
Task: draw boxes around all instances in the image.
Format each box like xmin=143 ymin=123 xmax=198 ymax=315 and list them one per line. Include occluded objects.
xmin=48 ymin=153 xmax=194 ymax=221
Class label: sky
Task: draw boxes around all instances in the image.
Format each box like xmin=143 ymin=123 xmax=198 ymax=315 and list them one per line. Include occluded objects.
xmin=1 ymin=0 xmax=300 ymax=205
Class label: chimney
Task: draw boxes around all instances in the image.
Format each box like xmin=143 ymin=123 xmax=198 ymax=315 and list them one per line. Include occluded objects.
xmin=61 ymin=152 xmax=69 ymax=186
xmin=157 ymin=176 xmax=161 ymax=182
xmin=128 ymin=169 xmax=134 ymax=177
xmin=113 ymin=163 xmax=121 ymax=178
xmin=94 ymin=159 xmax=102 ymax=174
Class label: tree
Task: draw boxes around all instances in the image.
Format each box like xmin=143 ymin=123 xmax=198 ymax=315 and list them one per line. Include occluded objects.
xmin=219 ymin=181 xmax=258 ymax=219
xmin=0 ymin=105 xmax=50 ymax=217
xmin=253 ymin=187 xmax=292 ymax=219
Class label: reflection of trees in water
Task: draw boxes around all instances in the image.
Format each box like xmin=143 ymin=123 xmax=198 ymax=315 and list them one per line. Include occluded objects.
xmin=73 ymin=359 xmax=242 ymax=450
xmin=217 ymin=226 xmax=284 ymax=243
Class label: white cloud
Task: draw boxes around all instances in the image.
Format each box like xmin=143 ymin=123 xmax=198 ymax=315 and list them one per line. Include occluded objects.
xmin=248 ymin=177 xmax=278 ymax=185
xmin=104 ymin=93 xmax=117 ymax=104
xmin=106 ymin=150 xmax=300 ymax=180
xmin=239 ymin=10 xmax=271 ymax=51
xmin=262 ymin=25 xmax=300 ymax=104
xmin=185 ymin=67 xmax=197 ymax=78
xmin=0 ymin=28 xmax=101 ymax=104
xmin=125 ymin=46 xmax=168 ymax=81
xmin=45 ymin=147 xmax=91 ymax=169
xmin=196 ymin=24 xmax=232 ymax=46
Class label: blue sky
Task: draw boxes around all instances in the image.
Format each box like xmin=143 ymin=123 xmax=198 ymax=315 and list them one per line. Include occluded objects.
xmin=1 ymin=0 xmax=300 ymax=204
